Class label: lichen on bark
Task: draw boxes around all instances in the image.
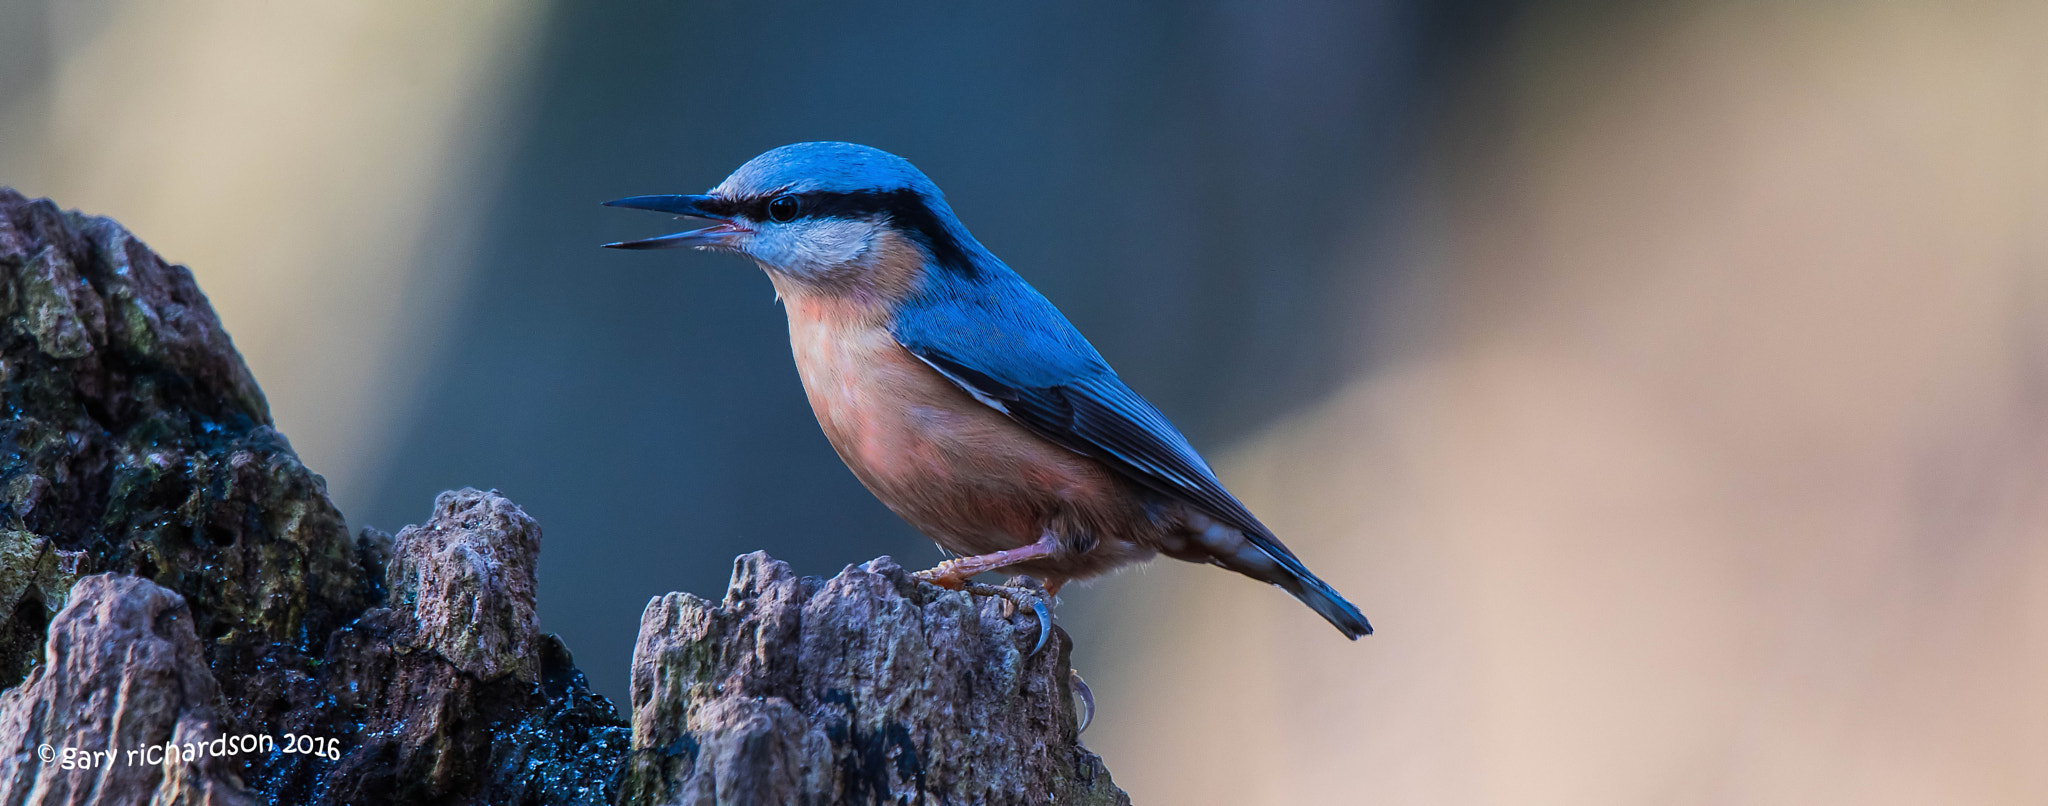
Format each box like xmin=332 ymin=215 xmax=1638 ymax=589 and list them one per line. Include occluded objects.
xmin=0 ymin=189 xmax=360 ymax=681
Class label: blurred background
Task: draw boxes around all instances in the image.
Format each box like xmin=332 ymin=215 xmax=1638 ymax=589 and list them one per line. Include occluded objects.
xmin=4 ymin=0 xmax=2045 ymax=802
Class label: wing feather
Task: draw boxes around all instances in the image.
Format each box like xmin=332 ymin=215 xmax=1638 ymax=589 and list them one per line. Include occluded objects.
xmin=889 ymin=268 xmax=1368 ymax=636
xmin=905 ymin=346 xmax=1305 ymax=565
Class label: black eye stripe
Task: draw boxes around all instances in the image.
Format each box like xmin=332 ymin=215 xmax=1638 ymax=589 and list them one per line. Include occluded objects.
xmin=746 ymin=191 xmax=887 ymax=220
xmin=715 ymin=188 xmax=980 ymax=278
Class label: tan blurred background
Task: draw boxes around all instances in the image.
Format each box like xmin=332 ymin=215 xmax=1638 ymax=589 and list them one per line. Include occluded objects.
xmin=0 ymin=0 xmax=545 ymax=492
xmin=1093 ymin=3 xmax=2048 ymax=803
xmin=4 ymin=1 xmax=2046 ymax=804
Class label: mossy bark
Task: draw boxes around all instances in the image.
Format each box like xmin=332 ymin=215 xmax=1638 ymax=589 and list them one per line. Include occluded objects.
xmin=0 ymin=190 xmax=627 ymax=804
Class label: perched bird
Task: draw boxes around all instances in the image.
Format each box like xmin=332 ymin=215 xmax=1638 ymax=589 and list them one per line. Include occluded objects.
xmin=605 ymin=142 xmax=1371 ymax=640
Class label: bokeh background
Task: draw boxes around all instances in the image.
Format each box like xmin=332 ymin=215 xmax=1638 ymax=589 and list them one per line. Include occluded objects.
xmin=4 ymin=1 xmax=2045 ymax=802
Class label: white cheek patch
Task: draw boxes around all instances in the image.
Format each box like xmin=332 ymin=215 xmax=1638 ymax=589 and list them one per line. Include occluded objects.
xmin=746 ymin=218 xmax=877 ymax=274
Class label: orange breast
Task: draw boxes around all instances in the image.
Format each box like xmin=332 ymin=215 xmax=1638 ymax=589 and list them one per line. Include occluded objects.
xmin=778 ymin=290 xmax=1124 ymax=556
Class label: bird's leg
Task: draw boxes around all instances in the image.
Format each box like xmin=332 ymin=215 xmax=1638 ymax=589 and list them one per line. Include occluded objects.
xmin=917 ymin=532 xmax=1063 ymax=654
xmin=914 ymin=532 xmax=1062 ymax=588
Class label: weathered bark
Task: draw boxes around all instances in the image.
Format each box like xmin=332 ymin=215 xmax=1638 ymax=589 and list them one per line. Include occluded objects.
xmin=621 ymin=553 xmax=1127 ymax=805
xmin=0 ymin=190 xmax=627 ymax=804
xmin=0 ymin=189 xmax=1128 ymax=804
xmin=0 ymin=574 xmax=256 ymax=806
xmin=307 ymin=488 xmax=628 ymax=805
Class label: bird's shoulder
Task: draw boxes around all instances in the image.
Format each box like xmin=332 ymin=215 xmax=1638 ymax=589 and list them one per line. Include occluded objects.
xmin=888 ymin=263 xmax=1110 ymax=388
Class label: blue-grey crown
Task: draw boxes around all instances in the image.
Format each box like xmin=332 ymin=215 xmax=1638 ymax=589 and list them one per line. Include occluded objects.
xmin=714 ymin=142 xmax=941 ymax=199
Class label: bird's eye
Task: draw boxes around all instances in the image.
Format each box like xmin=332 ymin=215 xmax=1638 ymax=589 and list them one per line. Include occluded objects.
xmin=766 ymin=195 xmax=800 ymax=223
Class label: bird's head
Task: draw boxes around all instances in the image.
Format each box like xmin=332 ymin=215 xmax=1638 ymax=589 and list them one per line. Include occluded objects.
xmin=605 ymin=142 xmax=981 ymax=289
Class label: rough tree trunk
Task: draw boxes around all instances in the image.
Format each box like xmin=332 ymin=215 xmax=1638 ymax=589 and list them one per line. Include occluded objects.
xmin=622 ymin=553 xmax=1125 ymax=805
xmin=0 ymin=189 xmax=1128 ymax=805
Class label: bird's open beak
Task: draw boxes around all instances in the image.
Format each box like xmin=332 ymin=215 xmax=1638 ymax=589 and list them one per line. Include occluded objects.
xmin=601 ymin=194 xmax=749 ymax=250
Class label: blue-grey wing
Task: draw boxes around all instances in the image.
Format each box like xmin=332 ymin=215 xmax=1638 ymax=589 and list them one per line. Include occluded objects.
xmin=891 ymin=272 xmax=1370 ymax=637
xmin=889 ymin=278 xmax=1301 ymax=563
xmin=914 ymin=349 xmax=1293 ymax=547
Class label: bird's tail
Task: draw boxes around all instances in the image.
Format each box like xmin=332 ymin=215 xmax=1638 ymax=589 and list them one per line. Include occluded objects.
xmin=1181 ymin=510 xmax=1372 ymax=638
xmin=1272 ymin=564 xmax=1373 ymax=639
xmin=1218 ymin=531 xmax=1372 ymax=638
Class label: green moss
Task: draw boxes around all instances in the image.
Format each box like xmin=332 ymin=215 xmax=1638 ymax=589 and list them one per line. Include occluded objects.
xmin=18 ymin=247 xmax=98 ymax=360
xmin=0 ymin=199 xmax=372 ymax=677
xmin=0 ymin=529 xmax=78 ymax=611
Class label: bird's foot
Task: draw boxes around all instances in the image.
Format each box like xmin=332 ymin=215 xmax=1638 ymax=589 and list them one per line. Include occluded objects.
xmin=912 ymin=558 xmax=976 ymax=590
xmin=912 ymin=534 xmax=1065 ymax=653
xmin=911 ymin=570 xmax=1056 ymax=655
xmin=959 ymin=579 xmax=1055 ymax=655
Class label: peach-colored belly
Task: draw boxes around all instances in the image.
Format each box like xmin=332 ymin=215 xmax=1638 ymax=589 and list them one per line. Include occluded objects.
xmin=781 ymin=296 xmax=1130 ymax=558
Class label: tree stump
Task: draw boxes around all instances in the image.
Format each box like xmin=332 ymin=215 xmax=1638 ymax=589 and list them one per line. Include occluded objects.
xmin=621 ymin=552 xmax=1126 ymax=805
xmin=0 ymin=189 xmax=1130 ymax=804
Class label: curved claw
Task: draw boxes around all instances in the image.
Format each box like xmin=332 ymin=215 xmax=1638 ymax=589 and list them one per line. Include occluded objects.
xmin=958 ymin=580 xmax=1055 ymax=655
xmin=1030 ymin=600 xmax=1052 ymax=655
xmin=1070 ymin=669 xmax=1095 ymax=733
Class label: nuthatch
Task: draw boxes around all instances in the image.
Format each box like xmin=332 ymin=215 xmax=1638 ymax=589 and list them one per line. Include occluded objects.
xmin=605 ymin=142 xmax=1371 ymax=641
